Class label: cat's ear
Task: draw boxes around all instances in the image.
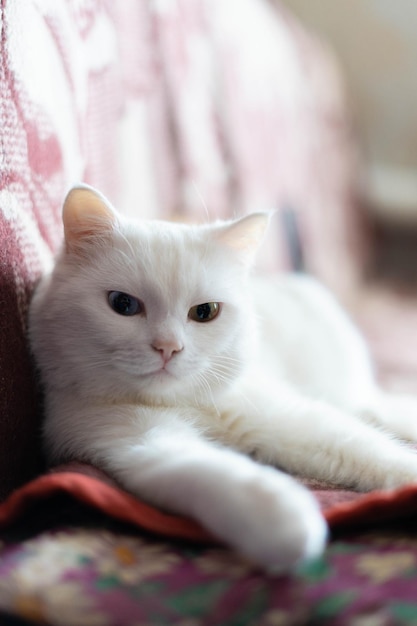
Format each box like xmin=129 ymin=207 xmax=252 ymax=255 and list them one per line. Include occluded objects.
xmin=63 ymin=184 xmax=117 ymax=253
xmin=215 ymin=212 xmax=271 ymax=266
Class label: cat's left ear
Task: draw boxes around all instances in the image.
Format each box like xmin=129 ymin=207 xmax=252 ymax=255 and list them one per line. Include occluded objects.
xmin=215 ymin=212 xmax=271 ymax=266
xmin=63 ymin=184 xmax=117 ymax=254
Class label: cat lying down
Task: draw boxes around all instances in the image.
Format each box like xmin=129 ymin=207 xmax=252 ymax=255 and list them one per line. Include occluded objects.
xmin=29 ymin=185 xmax=417 ymax=571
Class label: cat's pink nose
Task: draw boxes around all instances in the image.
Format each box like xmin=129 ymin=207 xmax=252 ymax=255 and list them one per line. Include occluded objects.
xmin=152 ymin=340 xmax=183 ymax=363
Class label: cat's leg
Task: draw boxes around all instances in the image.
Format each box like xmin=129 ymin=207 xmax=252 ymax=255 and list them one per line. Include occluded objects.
xmin=58 ymin=405 xmax=326 ymax=571
xmin=217 ymin=382 xmax=417 ymax=492
xmin=357 ymin=388 xmax=417 ymax=443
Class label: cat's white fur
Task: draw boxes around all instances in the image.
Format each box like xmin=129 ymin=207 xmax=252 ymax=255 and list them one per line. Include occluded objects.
xmin=29 ymin=185 xmax=417 ymax=570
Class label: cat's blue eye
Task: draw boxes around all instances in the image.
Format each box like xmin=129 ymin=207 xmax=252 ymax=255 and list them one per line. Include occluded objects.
xmin=108 ymin=291 xmax=142 ymax=316
xmin=188 ymin=302 xmax=221 ymax=323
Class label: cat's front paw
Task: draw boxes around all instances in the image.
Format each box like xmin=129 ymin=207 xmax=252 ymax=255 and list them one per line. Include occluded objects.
xmin=222 ymin=468 xmax=327 ymax=571
xmin=346 ymin=452 xmax=417 ymax=492
xmin=363 ymin=392 xmax=417 ymax=443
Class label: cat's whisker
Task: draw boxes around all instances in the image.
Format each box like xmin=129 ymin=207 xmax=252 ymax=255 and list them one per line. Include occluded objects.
xmin=116 ymin=229 xmax=137 ymax=266
xmin=214 ymin=354 xmax=241 ymax=362
xmin=209 ymin=364 xmax=236 ymax=385
xmin=114 ymin=249 xmax=135 ymax=268
xmin=191 ymin=180 xmax=210 ymax=223
xmin=208 ymin=369 xmax=232 ymax=386
xmin=193 ymin=371 xmax=213 ymax=402
xmin=213 ymin=357 xmax=241 ymax=368
xmin=212 ymin=360 xmax=237 ymax=373
xmin=191 ymin=371 xmax=221 ymax=417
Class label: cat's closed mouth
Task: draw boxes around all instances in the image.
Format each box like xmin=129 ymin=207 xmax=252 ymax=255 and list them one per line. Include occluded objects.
xmin=145 ymin=366 xmax=176 ymax=379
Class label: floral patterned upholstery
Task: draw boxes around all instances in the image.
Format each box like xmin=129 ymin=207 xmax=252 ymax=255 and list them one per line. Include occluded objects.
xmin=2 ymin=521 xmax=417 ymax=625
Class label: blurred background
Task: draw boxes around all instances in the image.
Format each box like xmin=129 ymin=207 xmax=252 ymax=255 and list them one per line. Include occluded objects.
xmin=280 ymin=0 xmax=417 ymax=283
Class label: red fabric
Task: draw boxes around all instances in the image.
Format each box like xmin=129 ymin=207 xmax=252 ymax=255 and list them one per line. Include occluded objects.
xmin=0 ymin=463 xmax=416 ymax=544
xmin=0 ymin=468 xmax=211 ymax=542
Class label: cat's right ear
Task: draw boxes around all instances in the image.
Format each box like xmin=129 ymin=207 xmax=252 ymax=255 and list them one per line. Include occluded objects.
xmin=63 ymin=185 xmax=116 ymax=254
xmin=215 ymin=212 xmax=271 ymax=267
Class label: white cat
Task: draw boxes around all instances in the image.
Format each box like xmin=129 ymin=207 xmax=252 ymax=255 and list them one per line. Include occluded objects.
xmin=29 ymin=185 xmax=417 ymax=571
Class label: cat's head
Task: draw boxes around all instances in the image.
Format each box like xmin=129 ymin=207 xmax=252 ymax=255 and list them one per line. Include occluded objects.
xmin=30 ymin=185 xmax=270 ymax=406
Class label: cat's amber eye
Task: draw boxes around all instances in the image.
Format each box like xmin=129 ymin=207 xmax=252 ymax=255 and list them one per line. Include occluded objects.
xmin=188 ymin=302 xmax=221 ymax=323
xmin=108 ymin=291 xmax=143 ymax=316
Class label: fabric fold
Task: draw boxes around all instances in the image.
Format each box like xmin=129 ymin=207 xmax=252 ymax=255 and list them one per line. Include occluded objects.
xmin=1 ymin=463 xmax=416 ymax=543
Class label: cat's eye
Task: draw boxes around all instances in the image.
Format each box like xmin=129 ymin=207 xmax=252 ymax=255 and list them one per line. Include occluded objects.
xmin=188 ymin=302 xmax=221 ymax=323
xmin=108 ymin=291 xmax=143 ymax=316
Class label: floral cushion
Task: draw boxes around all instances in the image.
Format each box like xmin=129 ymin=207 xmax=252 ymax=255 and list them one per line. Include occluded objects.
xmin=0 ymin=460 xmax=416 ymax=624
xmin=1 ymin=521 xmax=417 ymax=625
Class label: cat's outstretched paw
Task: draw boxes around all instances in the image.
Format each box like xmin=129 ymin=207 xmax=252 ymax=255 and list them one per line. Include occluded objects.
xmin=212 ymin=467 xmax=327 ymax=571
xmin=356 ymin=449 xmax=417 ymax=491
xmin=362 ymin=392 xmax=417 ymax=443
